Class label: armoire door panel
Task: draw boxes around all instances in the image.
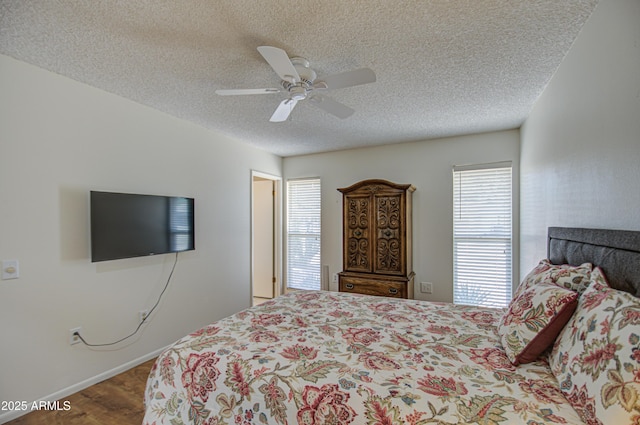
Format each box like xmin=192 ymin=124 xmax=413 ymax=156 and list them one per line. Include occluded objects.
xmin=344 ymin=194 xmax=371 ymax=272
xmin=374 ymin=194 xmax=404 ymax=275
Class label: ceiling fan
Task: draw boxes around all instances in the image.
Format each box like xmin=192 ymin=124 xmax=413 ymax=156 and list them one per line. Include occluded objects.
xmin=215 ymin=46 xmax=376 ymax=122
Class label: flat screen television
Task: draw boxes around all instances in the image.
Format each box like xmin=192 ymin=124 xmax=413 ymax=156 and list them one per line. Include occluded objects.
xmin=90 ymin=191 xmax=195 ymax=262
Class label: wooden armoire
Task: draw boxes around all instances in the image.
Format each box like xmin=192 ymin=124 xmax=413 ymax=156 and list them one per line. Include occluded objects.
xmin=337 ymin=179 xmax=415 ymax=298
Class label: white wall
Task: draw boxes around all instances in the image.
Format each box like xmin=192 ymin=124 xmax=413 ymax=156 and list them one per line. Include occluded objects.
xmin=520 ymin=0 xmax=640 ymax=275
xmin=0 ymin=54 xmax=281 ymax=420
xmin=283 ymin=130 xmax=520 ymax=303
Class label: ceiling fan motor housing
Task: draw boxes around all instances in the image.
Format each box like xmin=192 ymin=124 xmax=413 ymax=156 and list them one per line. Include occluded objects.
xmin=281 ymin=57 xmax=318 ymax=100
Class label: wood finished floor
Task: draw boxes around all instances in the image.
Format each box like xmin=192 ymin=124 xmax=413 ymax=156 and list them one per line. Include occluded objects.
xmin=5 ymin=358 xmax=156 ymax=425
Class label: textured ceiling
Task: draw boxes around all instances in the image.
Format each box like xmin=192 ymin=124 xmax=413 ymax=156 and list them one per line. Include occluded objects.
xmin=0 ymin=1 xmax=598 ymax=157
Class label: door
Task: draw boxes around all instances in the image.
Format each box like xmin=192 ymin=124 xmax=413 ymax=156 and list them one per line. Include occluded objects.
xmin=253 ymin=177 xmax=275 ymax=299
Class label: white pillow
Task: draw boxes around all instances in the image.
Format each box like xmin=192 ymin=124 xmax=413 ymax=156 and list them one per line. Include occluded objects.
xmin=549 ymin=267 xmax=640 ymax=425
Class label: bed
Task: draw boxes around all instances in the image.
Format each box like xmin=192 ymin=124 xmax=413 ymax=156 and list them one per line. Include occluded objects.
xmin=142 ymin=227 xmax=640 ymax=425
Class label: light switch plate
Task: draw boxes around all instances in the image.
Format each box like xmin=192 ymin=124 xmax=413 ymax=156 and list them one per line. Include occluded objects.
xmin=2 ymin=260 xmax=19 ymax=280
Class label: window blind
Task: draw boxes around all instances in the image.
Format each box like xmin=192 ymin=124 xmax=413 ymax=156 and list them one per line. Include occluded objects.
xmin=286 ymin=178 xmax=321 ymax=291
xmin=453 ymin=163 xmax=512 ymax=308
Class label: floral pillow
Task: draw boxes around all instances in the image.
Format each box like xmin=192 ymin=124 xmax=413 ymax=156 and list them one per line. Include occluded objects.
xmin=498 ymin=282 xmax=578 ymax=365
xmin=548 ymin=267 xmax=640 ymax=425
xmin=514 ymin=259 xmax=592 ymax=299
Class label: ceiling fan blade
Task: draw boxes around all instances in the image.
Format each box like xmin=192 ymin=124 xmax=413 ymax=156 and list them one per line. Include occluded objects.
xmin=270 ymin=98 xmax=298 ymax=122
xmin=309 ymin=95 xmax=355 ymax=119
xmin=317 ymin=68 xmax=376 ymax=90
xmin=215 ymin=88 xmax=280 ymax=96
xmin=257 ymin=46 xmax=300 ymax=82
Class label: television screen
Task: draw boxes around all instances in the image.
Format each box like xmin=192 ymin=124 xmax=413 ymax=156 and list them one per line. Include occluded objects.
xmin=90 ymin=191 xmax=195 ymax=262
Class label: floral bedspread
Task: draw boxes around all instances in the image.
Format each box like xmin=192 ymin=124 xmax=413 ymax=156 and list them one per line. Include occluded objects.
xmin=143 ymin=291 xmax=583 ymax=424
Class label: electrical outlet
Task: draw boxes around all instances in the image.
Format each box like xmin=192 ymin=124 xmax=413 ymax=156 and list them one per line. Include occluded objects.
xmin=420 ymin=282 xmax=433 ymax=294
xmin=1 ymin=260 xmax=19 ymax=280
xmin=139 ymin=310 xmax=149 ymax=323
xmin=69 ymin=327 xmax=82 ymax=345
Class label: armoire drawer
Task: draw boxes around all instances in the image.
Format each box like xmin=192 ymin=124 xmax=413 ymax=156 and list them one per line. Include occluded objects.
xmin=339 ymin=276 xmax=407 ymax=298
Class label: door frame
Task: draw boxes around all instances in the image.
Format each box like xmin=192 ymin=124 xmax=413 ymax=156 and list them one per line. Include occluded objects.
xmin=250 ymin=170 xmax=282 ymax=302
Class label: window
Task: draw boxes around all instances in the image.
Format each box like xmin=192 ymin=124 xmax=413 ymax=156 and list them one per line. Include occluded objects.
xmin=453 ymin=162 xmax=512 ymax=308
xmin=286 ymin=178 xmax=321 ymax=290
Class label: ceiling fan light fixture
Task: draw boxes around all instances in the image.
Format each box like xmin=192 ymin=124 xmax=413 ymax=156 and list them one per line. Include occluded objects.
xmin=289 ymin=85 xmax=307 ymax=101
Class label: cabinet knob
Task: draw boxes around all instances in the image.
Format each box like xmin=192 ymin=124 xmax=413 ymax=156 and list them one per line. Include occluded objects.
xmin=345 ymin=283 xmax=354 ymax=290
xmin=389 ymin=288 xmax=398 ymax=295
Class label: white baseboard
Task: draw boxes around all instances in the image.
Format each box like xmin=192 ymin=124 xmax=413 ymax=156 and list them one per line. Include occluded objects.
xmin=0 ymin=346 xmax=167 ymax=424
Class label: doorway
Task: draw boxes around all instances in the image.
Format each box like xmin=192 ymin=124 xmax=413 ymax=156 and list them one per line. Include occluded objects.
xmin=251 ymin=172 xmax=281 ymax=305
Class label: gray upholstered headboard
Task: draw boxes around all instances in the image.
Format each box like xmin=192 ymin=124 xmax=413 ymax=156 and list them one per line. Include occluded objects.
xmin=547 ymin=227 xmax=640 ymax=297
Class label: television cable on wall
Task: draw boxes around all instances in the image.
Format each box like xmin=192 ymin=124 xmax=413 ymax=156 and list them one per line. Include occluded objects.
xmin=72 ymin=252 xmax=178 ymax=347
